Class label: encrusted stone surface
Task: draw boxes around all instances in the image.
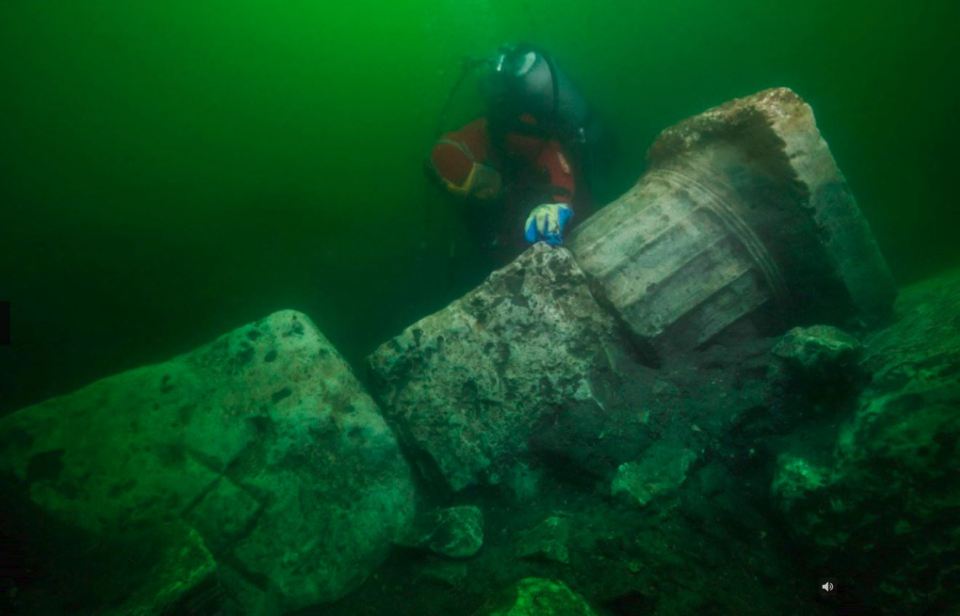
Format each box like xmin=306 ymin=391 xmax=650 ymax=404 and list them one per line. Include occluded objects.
xmin=772 ymin=325 xmax=862 ymax=375
xmin=0 ymin=310 xmax=415 ymax=613
xmin=368 ymin=243 xmax=640 ymax=492
xmin=481 ymin=578 xmax=599 ymax=616
xmin=569 ymin=87 xmax=895 ymax=357
xmin=611 ymin=444 xmax=698 ymax=507
xmin=772 ymin=268 xmax=960 ymax=614
xmin=769 ymin=325 xmax=867 ymax=420
xmin=403 ymin=505 xmax=485 ymax=559
xmin=516 ymin=515 xmax=572 ymax=564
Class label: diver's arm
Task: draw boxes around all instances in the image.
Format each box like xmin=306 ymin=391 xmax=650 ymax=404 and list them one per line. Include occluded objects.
xmin=428 ymin=119 xmax=502 ymax=200
xmin=535 ymin=140 xmax=577 ymax=204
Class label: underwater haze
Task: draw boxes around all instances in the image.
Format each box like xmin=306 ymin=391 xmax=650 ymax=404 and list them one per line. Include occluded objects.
xmin=1 ymin=1 xmax=958 ymax=412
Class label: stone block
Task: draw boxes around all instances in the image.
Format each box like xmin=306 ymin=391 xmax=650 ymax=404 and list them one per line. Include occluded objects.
xmin=368 ymin=244 xmax=638 ymax=492
xmin=0 ymin=310 xmax=415 ymax=613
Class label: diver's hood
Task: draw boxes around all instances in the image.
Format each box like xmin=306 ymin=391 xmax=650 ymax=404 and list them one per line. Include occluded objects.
xmin=487 ymin=45 xmax=592 ymax=144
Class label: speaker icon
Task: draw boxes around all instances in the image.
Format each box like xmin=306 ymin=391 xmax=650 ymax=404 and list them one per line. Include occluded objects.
xmin=821 ymin=581 xmax=835 ymax=593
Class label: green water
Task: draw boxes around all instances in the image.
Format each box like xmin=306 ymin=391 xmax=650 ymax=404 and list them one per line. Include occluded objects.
xmin=1 ymin=1 xmax=958 ymax=413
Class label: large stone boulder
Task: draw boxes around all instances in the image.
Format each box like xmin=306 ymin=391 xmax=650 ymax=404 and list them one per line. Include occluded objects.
xmin=772 ymin=268 xmax=960 ymax=614
xmin=0 ymin=310 xmax=415 ymax=614
xmin=569 ymin=87 xmax=896 ymax=357
xmin=368 ymin=243 xmax=649 ymax=493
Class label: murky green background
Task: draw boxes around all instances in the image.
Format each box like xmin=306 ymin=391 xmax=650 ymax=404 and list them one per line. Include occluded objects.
xmin=2 ymin=1 xmax=958 ymax=413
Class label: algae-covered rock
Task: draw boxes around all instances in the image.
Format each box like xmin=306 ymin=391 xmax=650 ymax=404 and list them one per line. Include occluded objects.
xmin=772 ymin=269 xmax=960 ymax=614
xmin=368 ymin=243 xmax=639 ymax=492
xmin=403 ymin=505 xmax=485 ymax=559
xmin=611 ymin=444 xmax=698 ymax=507
xmin=772 ymin=325 xmax=862 ymax=376
xmin=770 ymin=325 xmax=867 ymax=421
xmin=516 ymin=515 xmax=572 ymax=565
xmin=0 ymin=310 xmax=415 ymax=613
xmin=770 ymin=454 xmax=830 ymax=513
xmin=861 ymin=268 xmax=960 ymax=391
xmin=481 ymin=578 xmax=598 ymax=616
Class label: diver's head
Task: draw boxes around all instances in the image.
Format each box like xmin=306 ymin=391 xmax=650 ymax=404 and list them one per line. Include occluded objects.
xmin=484 ymin=44 xmax=540 ymax=106
xmin=483 ymin=43 xmax=562 ymax=132
xmin=493 ymin=45 xmax=539 ymax=79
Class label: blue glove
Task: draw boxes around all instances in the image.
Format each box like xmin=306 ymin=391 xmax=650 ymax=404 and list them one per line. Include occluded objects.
xmin=524 ymin=203 xmax=573 ymax=246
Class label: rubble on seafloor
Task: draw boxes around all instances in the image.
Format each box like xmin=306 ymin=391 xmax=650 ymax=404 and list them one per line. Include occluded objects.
xmin=2 ymin=88 xmax=956 ymax=616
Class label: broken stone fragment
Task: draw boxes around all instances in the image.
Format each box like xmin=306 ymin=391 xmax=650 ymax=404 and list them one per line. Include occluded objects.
xmin=0 ymin=310 xmax=415 ymax=614
xmin=368 ymin=243 xmax=637 ymax=492
xmin=611 ymin=444 xmax=698 ymax=507
xmin=768 ymin=325 xmax=866 ymax=424
xmin=481 ymin=578 xmax=599 ymax=616
xmin=516 ymin=515 xmax=572 ymax=564
xmin=772 ymin=325 xmax=862 ymax=376
xmin=569 ymin=87 xmax=896 ymax=357
xmin=402 ymin=505 xmax=485 ymax=559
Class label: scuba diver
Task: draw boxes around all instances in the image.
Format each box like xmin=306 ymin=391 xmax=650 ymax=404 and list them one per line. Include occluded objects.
xmin=427 ymin=44 xmax=606 ymax=262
